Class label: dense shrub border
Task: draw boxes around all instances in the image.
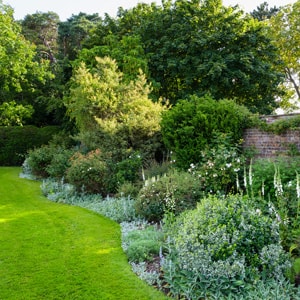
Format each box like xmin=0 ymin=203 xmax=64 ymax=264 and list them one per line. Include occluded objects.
xmin=160 ymin=95 xmax=252 ymax=169
xmin=0 ymin=126 xmax=60 ymax=166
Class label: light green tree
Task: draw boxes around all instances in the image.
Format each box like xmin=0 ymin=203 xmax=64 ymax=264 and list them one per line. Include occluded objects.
xmin=0 ymin=101 xmax=33 ymax=126
xmin=269 ymin=0 xmax=300 ymax=107
xmin=0 ymin=2 xmax=52 ymax=124
xmin=64 ymin=56 xmax=166 ymax=159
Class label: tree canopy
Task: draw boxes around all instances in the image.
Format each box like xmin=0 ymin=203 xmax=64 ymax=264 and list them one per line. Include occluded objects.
xmin=1 ymin=0 xmax=300 ymax=127
xmin=0 ymin=2 xmax=53 ymax=125
xmin=268 ymin=0 xmax=300 ymax=107
xmin=0 ymin=3 xmax=51 ymax=100
xmin=21 ymin=11 xmax=60 ymax=63
xmin=84 ymin=0 xmax=285 ymax=113
xmin=64 ymin=56 xmax=166 ymax=159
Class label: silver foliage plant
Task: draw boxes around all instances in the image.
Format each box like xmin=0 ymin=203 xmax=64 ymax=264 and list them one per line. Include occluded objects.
xmin=162 ymin=194 xmax=292 ymax=299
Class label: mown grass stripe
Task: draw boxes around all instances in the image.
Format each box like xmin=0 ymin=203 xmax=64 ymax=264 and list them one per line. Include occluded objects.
xmin=0 ymin=167 xmax=168 ymax=300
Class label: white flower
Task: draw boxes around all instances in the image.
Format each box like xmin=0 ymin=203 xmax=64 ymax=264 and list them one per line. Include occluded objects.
xmin=226 ymin=163 xmax=232 ymax=168
xmin=296 ymin=172 xmax=300 ymax=199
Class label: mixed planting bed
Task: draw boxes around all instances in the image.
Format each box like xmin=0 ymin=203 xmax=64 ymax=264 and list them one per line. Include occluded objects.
xmin=22 ymin=153 xmax=300 ymax=299
xmin=18 ymin=109 xmax=300 ymax=299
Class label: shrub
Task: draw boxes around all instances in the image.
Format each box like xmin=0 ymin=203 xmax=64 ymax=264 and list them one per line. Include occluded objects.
xmin=26 ymin=145 xmax=75 ymax=178
xmin=116 ymin=181 xmax=141 ymax=198
xmin=115 ymin=151 xmax=143 ymax=185
xmin=136 ymin=170 xmax=202 ymax=222
xmin=45 ymin=148 xmax=75 ymax=178
xmin=160 ymin=94 xmax=251 ymax=169
xmin=26 ymin=145 xmax=58 ymax=178
xmin=162 ymin=194 xmax=291 ymax=299
xmin=66 ymin=149 xmax=113 ymax=196
xmin=0 ymin=125 xmax=59 ymax=166
xmin=188 ymin=133 xmax=245 ymax=195
xmin=122 ymin=224 xmax=164 ymax=263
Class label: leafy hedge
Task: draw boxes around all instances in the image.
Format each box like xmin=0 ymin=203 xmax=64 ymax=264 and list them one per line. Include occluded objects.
xmin=160 ymin=95 xmax=252 ymax=169
xmin=0 ymin=126 xmax=60 ymax=166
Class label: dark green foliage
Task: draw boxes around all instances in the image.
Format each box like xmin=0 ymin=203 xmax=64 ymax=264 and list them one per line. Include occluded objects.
xmin=25 ymin=132 xmax=76 ymax=178
xmin=26 ymin=145 xmax=58 ymax=178
xmin=21 ymin=12 xmax=60 ymax=63
xmin=136 ymin=169 xmax=202 ymax=222
xmin=76 ymin=34 xmax=149 ymax=83
xmin=96 ymin=0 xmax=284 ymax=112
xmin=26 ymin=145 xmax=75 ymax=179
xmin=45 ymin=148 xmax=75 ymax=178
xmin=160 ymin=95 xmax=251 ymax=169
xmin=115 ymin=152 xmax=142 ymax=186
xmin=0 ymin=126 xmax=59 ymax=166
xmin=58 ymin=12 xmax=101 ymax=61
xmin=251 ymin=2 xmax=280 ymax=21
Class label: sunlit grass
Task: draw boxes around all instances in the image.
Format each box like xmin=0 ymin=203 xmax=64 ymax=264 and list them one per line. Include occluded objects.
xmin=0 ymin=167 xmax=168 ymax=299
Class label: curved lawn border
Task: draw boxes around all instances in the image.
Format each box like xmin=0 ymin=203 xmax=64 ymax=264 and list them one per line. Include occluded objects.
xmin=0 ymin=167 xmax=168 ymax=299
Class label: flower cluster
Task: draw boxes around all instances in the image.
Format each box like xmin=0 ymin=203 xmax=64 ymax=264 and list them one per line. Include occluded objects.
xmin=188 ymin=142 xmax=244 ymax=194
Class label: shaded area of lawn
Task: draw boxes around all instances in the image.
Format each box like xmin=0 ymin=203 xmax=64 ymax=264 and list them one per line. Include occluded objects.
xmin=0 ymin=167 xmax=168 ymax=299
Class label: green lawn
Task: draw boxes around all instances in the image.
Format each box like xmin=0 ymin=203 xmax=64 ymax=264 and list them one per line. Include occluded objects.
xmin=0 ymin=167 xmax=168 ymax=299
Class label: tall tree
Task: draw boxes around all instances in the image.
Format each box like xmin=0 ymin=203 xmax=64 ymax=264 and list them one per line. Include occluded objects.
xmin=64 ymin=56 xmax=166 ymax=159
xmin=0 ymin=2 xmax=52 ymax=125
xmin=75 ymin=34 xmax=149 ymax=83
xmin=251 ymin=2 xmax=280 ymax=21
xmin=87 ymin=0 xmax=284 ymax=113
xmin=58 ymin=13 xmax=101 ymax=61
xmin=21 ymin=12 xmax=60 ymax=63
xmin=268 ymin=0 xmax=300 ymax=106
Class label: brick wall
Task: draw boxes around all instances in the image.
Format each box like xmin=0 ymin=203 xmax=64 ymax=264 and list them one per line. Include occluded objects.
xmin=243 ymin=128 xmax=300 ymax=158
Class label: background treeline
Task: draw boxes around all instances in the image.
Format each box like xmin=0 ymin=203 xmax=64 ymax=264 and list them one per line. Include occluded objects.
xmin=0 ymin=0 xmax=299 ymax=128
xmin=0 ymin=0 xmax=299 ymax=168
